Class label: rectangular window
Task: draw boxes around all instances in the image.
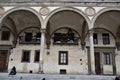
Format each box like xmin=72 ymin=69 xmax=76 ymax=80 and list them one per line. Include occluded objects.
xmin=36 ymin=33 xmax=41 ymax=37
xmin=102 ymin=33 xmax=110 ymax=44
xmin=59 ymin=51 xmax=68 ymax=65
xmin=54 ymin=33 xmax=61 ymax=43
xmin=34 ymin=50 xmax=40 ymax=62
xmin=25 ymin=33 xmax=32 ymax=42
xmin=21 ymin=50 xmax=30 ymax=62
xmin=1 ymin=31 xmax=10 ymax=40
xmin=68 ymin=33 xmax=74 ymax=43
xmin=104 ymin=52 xmax=111 ymax=65
xmin=60 ymin=69 xmax=66 ymax=74
xmin=36 ymin=33 xmax=41 ymax=42
xmin=93 ymin=33 xmax=98 ymax=44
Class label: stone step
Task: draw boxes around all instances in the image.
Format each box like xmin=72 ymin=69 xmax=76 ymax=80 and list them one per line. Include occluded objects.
xmin=0 ymin=73 xmax=116 ymax=80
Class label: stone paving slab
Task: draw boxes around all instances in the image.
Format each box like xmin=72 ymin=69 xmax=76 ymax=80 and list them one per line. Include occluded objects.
xmin=0 ymin=73 xmax=116 ymax=80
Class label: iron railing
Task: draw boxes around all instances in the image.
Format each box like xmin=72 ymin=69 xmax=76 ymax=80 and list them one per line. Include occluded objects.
xmin=53 ymin=37 xmax=79 ymax=45
xmin=19 ymin=36 xmax=41 ymax=44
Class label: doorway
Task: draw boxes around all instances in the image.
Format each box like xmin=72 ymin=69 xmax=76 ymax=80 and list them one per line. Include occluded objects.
xmin=94 ymin=52 xmax=101 ymax=74
xmin=0 ymin=50 xmax=8 ymax=72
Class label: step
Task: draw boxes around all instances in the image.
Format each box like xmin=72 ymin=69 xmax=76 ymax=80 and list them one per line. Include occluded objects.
xmin=0 ymin=73 xmax=116 ymax=80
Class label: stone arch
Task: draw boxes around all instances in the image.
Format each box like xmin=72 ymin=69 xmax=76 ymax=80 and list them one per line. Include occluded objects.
xmin=92 ymin=7 xmax=120 ymax=39
xmin=92 ymin=7 xmax=120 ymax=29
xmin=91 ymin=8 xmax=120 ymax=75
xmin=44 ymin=7 xmax=90 ymax=29
xmin=17 ymin=26 xmax=40 ymax=38
xmin=1 ymin=26 xmax=15 ymax=36
xmin=92 ymin=27 xmax=116 ymax=39
xmin=50 ymin=27 xmax=81 ymax=39
xmin=0 ymin=7 xmax=43 ymax=48
xmin=0 ymin=7 xmax=43 ymax=29
xmin=45 ymin=7 xmax=90 ymax=49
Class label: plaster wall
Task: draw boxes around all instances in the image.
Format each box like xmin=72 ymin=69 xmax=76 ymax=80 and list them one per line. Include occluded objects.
xmin=115 ymin=50 xmax=120 ymax=75
xmin=8 ymin=45 xmax=41 ymax=73
xmin=8 ymin=44 xmax=89 ymax=74
xmin=44 ymin=45 xmax=88 ymax=74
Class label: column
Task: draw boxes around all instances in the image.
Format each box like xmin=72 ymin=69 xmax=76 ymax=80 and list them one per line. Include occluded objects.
xmin=89 ymin=30 xmax=95 ymax=74
xmin=39 ymin=29 xmax=46 ymax=73
xmin=0 ymin=23 xmax=1 ymax=31
xmin=0 ymin=25 xmax=1 ymax=40
xmin=112 ymin=51 xmax=116 ymax=75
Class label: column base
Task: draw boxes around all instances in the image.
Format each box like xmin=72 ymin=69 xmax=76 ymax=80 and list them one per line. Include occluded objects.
xmin=90 ymin=71 xmax=96 ymax=75
xmin=38 ymin=71 xmax=44 ymax=74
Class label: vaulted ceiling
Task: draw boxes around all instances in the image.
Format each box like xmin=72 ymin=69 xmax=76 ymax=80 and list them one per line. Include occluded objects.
xmin=94 ymin=10 xmax=120 ymax=37
xmin=1 ymin=10 xmax=41 ymax=35
xmin=47 ymin=10 xmax=88 ymax=37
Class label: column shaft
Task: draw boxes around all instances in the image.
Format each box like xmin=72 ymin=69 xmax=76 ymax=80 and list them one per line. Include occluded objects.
xmin=39 ymin=29 xmax=45 ymax=73
xmin=89 ymin=31 xmax=95 ymax=74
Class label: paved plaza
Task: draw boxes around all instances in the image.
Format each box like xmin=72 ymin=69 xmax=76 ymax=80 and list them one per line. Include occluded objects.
xmin=0 ymin=73 xmax=116 ymax=80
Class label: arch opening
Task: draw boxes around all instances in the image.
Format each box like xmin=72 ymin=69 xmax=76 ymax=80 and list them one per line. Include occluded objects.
xmin=46 ymin=10 xmax=89 ymax=49
xmin=1 ymin=10 xmax=41 ymax=47
xmin=93 ymin=10 xmax=120 ymax=75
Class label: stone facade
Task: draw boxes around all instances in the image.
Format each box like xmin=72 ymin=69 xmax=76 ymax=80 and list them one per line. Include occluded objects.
xmin=0 ymin=1 xmax=120 ymax=75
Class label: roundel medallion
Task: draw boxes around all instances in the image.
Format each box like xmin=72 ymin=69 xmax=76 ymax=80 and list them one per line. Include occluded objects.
xmin=40 ymin=7 xmax=49 ymax=16
xmin=85 ymin=7 xmax=96 ymax=16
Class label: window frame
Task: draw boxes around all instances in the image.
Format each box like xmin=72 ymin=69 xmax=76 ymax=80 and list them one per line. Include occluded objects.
xmin=54 ymin=33 xmax=61 ymax=43
xmin=93 ymin=33 xmax=98 ymax=44
xmin=34 ymin=50 xmax=40 ymax=62
xmin=102 ymin=33 xmax=110 ymax=45
xmin=1 ymin=31 xmax=10 ymax=41
xmin=25 ymin=32 xmax=32 ymax=42
xmin=21 ymin=50 xmax=30 ymax=62
xmin=59 ymin=51 xmax=68 ymax=65
xmin=103 ymin=52 xmax=111 ymax=65
xmin=36 ymin=32 xmax=41 ymax=42
xmin=60 ymin=69 xmax=67 ymax=74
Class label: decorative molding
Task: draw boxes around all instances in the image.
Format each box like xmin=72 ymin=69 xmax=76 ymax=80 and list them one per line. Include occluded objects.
xmin=40 ymin=29 xmax=46 ymax=33
xmin=0 ymin=45 xmax=12 ymax=50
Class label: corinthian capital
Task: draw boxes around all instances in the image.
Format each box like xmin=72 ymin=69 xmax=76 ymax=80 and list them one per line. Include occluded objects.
xmin=40 ymin=29 xmax=46 ymax=33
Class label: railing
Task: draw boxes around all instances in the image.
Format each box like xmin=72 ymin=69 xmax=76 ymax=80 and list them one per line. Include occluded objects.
xmin=0 ymin=0 xmax=120 ymax=3
xmin=53 ymin=37 xmax=79 ymax=45
xmin=19 ymin=36 xmax=41 ymax=44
